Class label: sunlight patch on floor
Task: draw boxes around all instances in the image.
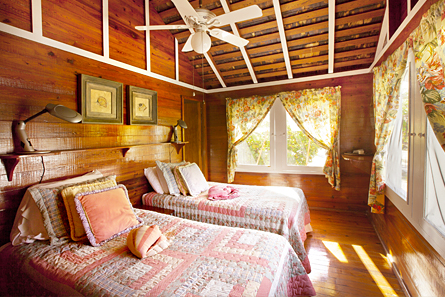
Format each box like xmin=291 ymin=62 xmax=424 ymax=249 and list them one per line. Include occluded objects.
xmin=322 ymin=240 xmax=348 ymax=263
xmin=307 ymin=247 xmax=330 ymax=282
xmin=352 ymin=245 xmax=398 ymax=297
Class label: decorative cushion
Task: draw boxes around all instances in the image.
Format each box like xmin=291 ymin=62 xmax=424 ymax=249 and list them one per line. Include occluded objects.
xmin=74 ymin=185 xmax=143 ymax=247
xmin=155 ymin=161 xmax=188 ymax=196
xmin=127 ymin=225 xmax=170 ymax=258
xmin=10 ymin=170 xmax=104 ymax=245
xmin=178 ymin=163 xmax=209 ymax=197
xmin=144 ymin=167 xmax=164 ymax=194
xmin=61 ymin=175 xmax=117 ymax=241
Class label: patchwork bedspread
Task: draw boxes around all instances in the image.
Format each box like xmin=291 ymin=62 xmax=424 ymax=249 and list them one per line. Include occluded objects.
xmin=143 ymin=183 xmax=312 ymax=272
xmin=0 ymin=209 xmax=315 ymax=297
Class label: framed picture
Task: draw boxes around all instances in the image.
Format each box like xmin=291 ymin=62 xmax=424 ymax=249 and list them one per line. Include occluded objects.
xmin=127 ymin=85 xmax=157 ymax=125
xmin=79 ymin=74 xmax=123 ymax=124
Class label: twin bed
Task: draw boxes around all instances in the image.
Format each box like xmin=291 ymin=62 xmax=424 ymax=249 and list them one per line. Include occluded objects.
xmin=0 ymin=167 xmax=316 ymax=296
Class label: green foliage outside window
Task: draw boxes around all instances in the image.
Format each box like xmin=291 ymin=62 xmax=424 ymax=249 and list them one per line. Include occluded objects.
xmin=244 ymin=125 xmax=321 ymax=166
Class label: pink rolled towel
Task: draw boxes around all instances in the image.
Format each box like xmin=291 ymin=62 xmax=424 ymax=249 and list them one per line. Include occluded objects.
xmin=208 ymin=185 xmax=240 ymax=200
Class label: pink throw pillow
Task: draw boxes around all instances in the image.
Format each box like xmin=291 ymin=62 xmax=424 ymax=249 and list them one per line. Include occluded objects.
xmin=74 ymin=185 xmax=142 ymax=246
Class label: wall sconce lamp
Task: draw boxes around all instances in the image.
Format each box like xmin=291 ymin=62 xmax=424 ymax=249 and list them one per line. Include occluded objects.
xmin=172 ymin=119 xmax=187 ymax=143
xmin=13 ymin=103 xmax=82 ymax=154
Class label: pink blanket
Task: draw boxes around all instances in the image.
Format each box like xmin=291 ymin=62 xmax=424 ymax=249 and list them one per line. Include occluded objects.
xmin=208 ymin=185 xmax=240 ymax=200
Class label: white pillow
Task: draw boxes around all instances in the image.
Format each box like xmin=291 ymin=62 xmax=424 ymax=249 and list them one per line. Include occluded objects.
xmin=155 ymin=166 xmax=169 ymax=193
xmin=144 ymin=167 xmax=164 ymax=194
xmin=178 ymin=163 xmax=209 ymax=197
xmin=10 ymin=170 xmax=103 ymax=245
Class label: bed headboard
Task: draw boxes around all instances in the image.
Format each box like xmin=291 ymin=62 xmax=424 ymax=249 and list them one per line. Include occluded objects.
xmin=0 ymin=142 xmax=182 ymax=246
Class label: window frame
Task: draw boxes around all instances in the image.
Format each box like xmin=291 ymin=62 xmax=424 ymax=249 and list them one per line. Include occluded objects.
xmin=236 ymin=99 xmax=325 ymax=175
xmin=385 ymin=49 xmax=445 ymax=258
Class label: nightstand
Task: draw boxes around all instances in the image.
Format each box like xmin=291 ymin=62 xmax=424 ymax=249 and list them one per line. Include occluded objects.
xmin=133 ymin=204 xmax=175 ymax=216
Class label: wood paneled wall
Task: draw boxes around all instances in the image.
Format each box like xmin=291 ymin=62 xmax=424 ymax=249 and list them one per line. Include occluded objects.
xmin=0 ymin=0 xmax=203 ymax=245
xmin=205 ymin=73 xmax=376 ymax=212
xmin=370 ymin=199 xmax=445 ymax=297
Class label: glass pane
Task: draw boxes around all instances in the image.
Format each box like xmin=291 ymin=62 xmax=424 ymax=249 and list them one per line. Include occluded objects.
xmin=386 ymin=64 xmax=409 ymax=200
xmin=400 ymin=69 xmax=410 ymax=195
xmin=286 ymin=113 xmax=327 ymax=166
xmin=237 ymin=113 xmax=270 ymax=166
xmin=424 ymin=121 xmax=445 ymax=236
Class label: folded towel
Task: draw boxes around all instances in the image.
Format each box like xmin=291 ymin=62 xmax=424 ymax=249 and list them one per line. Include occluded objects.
xmin=208 ymin=185 xmax=240 ymax=201
xmin=127 ymin=225 xmax=170 ymax=258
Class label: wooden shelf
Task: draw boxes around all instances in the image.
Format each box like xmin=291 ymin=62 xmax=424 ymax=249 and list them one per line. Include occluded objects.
xmin=0 ymin=143 xmax=174 ymax=182
xmin=342 ymin=153 xmax=374 ymax=174
xmin=170 ymin=142 xmax=188 ymax=154
xmin=342 ymin=153 xmax=374 ymax=162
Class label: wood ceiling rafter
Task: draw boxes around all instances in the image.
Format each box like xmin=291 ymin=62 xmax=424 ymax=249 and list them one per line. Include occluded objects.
xmin=153 ymin=0 xmax=386 ymax=89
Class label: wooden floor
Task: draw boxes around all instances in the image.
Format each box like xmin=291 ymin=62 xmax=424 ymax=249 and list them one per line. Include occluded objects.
xmin=304 ymin=209 xmax=406 ymax=297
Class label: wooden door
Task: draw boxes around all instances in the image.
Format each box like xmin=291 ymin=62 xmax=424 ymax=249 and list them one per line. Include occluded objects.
xmin=182 ymin=96 xmax=207 ymax=178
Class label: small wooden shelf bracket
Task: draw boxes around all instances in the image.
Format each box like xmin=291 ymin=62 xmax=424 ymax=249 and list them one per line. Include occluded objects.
xmin=0 ymin=144 xmax=165 ymax=182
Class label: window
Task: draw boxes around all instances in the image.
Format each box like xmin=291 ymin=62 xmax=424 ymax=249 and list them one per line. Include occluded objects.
xmin=237 ymin=100 xmax=327 ymax=174
xmin=385 ymin=49 xmax=445 ymax=258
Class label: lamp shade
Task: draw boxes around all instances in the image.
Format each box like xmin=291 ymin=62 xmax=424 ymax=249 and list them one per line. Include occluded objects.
xmin=191 ymin=30 xmax=211 ymax=54
xmin=46 ymin=103 xmax=82 ymax=123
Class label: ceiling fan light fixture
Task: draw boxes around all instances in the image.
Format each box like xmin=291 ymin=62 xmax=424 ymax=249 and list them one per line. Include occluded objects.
xmin=191 ymin=30 xmax=211 ymax=54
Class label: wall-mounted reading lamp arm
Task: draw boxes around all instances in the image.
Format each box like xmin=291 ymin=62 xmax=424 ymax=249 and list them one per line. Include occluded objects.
xmin=13 ymin=103 xmax=82 ymax=153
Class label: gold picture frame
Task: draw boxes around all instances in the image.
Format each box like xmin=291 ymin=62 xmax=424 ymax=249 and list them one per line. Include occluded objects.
xmin=79 ymin=74 xmax=123 ymax=124
xmin=127 ymin=85 xmax=157 ymax=125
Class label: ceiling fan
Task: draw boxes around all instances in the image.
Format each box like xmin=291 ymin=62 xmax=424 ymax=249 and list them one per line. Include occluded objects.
xmin=136 ymin=0 xmax=262 ymax=54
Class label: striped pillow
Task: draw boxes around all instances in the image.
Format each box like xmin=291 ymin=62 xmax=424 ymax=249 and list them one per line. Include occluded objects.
xmin=28 ymin=186 xmax=71 ymax=245
xmin=155 ymin=161 xmax=187 ymax=196
xmin=173 ymin=165 xmax=189 ymax=196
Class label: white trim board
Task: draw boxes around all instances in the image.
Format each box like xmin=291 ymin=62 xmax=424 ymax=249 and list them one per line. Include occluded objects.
xmin=0 ymin=23 xmax=207 ymax=93
xmin=206 ymin=68 xmax=370 ymax=93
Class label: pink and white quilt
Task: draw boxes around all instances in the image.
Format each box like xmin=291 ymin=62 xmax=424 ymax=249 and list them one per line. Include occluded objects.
xmin=0 ymin=209 xmax=316 ymax=296
xmin=143 ymin=182 xmax=312 ymax=273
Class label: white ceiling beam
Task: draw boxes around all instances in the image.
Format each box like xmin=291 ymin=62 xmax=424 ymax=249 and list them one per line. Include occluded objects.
xmin=220 ymin=0 xmax=257 ymax=84
xmin=328 ymin=0 xmax=335 ymax=73
xmin=103 ymin=0 xmax=109 ymax=58
xmin=31 ymin=0 xmax=42 ymax=36
xmin=273 ymin=0 xmax=293 ymax=79
xmin=374 ymin=5 xmax=388 ymax=59
xmin=0 ymin=23 xmax=207 ymax=93
xmin=175 ymin=38 xmax=179 ymax=80
xmin=145 ymin=0 xmax=151 ymax=71
xmin=203 ymin=52 xmax=226 ymax=87
xmin=207 ymin=69 xmax=370 ymax=93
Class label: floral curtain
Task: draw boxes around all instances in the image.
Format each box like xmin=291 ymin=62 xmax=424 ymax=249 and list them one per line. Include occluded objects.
xmin=226 ymin=95 xmax=276 ymax=183
xmin=369 ymin=41 xmax=410 ymax=214
xmin=280 ymin=86 xmax=342 ymax=190
xmin=410 ymin=0 xmax=445 ymax=152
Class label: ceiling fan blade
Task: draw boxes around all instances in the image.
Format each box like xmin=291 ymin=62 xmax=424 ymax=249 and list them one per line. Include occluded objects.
xmin=172 ymin=0 xmax=203 ymax=23
xmin=135 ymin=25 xmax=189 ymax=31
xmin=209 ymin=29 xmax=249 ymax=47
xmin=182 ymin=34 xmax=194 ymax=52
xmin=211 ymin=5 xmax=262 ymax=27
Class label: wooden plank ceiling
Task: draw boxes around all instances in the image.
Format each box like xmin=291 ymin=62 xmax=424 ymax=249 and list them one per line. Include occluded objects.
xmin=150 ymin=0 xmax=385 ymax=90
